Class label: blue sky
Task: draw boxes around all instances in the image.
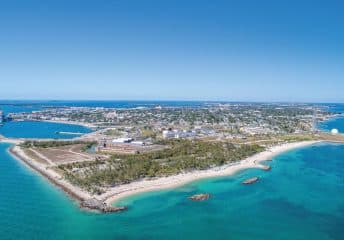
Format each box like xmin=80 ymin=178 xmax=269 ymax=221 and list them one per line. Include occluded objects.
xmin=0 ymin=0 xmax=343 ymax=102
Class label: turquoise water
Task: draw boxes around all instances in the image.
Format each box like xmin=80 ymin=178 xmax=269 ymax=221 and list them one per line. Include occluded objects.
xmin=1 ymin=102 xmax=344 ymax=239
xmin=0 ymin=121 xmax=91 ymax=139
xmin=318 ymin=117 xmax=344 ymax=134
xmin=0 ymin=142 xmax=343 ymax=240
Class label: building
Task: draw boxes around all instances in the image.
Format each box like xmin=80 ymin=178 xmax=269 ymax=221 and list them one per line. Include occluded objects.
xmin=112 ymin=137 xmax=134 ymax=144
xmin=162 ymin=130 xmax=176 ymax=139
xmin=105 ymin=111 xmax=117 ymax=120
xmin=162 ymin=129 xmax=196 ymax=139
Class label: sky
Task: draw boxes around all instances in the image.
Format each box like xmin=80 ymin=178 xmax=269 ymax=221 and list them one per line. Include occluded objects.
xmin=0 ymin=0 xmax=343 ymax=102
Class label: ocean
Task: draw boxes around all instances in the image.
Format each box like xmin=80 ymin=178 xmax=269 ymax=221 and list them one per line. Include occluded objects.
xmin=0 ymin=121 xmax=92 ymax=139
xmin=0 ymin=102 xmax=343 ymax=240
xmin=0 ymin=142 xmax=343 ymax=239
xmin=318 ymin=117 xmax=344 ymax=134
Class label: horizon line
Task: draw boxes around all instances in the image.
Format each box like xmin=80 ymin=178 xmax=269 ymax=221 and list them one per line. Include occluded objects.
xmin=0 ymin=99 xmax=343 ymax=104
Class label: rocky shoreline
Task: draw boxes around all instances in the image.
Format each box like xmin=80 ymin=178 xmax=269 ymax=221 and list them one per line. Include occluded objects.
xmin=242 ymin=177 xmax=259 ymax=184
xmin=80 ymin=198 xmax=128 ymax=213
xmin=188 ymin=193 xmax=211 ymax=201
xmin=9 ymin=146 xmax=127 ymax=213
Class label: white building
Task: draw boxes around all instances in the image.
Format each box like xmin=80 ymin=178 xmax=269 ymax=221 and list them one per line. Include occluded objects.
xmin=105 ymin=111 xmax=117 ymax=120
xmin=112 ymin=137 xmax=133 ymax=143
xmin=162 ymin=130 xmax=176 ymax=139
xmin=162 ymin=129 xmax=196 ymax=139
xmin=331 ymin=128 xmax=339 ymax=135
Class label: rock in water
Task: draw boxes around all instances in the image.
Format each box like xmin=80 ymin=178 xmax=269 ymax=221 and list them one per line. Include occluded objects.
xmin=81 ymin=198 xmax=128 ymax=213
xmin=188 ymin=193 xmax=210 ymax=201
xmin=242 ymin=177 xmax=259 ymax=184
xmin=262 ymin=165 xmax=272 ymax=171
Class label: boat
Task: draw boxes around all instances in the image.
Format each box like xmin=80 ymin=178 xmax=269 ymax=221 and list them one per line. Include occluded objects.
xmin=242 ymin=177 xmax=259 ymax=184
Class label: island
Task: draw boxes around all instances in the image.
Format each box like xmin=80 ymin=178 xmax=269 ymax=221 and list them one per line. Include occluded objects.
xmin=1 ymin=103 xmax=344 ymax=213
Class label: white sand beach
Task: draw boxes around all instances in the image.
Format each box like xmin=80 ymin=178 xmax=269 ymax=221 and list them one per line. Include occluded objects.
xmin=101 ymin=141 xmax=320 ymax=205
xmin=9 ymin=145 xmax=92 ymax=201
xmin=6 ymin=139 xmax=320 ymax=207
xmin=10 ymin=141 xmax=320 ymax=205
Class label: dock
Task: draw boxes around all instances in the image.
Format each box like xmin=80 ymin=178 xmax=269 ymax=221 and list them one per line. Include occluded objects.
xmin=55 ymin=131 xmax=83 ymax=135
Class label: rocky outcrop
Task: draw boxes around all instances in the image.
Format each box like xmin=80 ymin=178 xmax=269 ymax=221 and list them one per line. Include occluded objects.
xmin=242 ymin=177 xmax=259 ymax=184
xmin=188 ymin=193 xmax=210 ymax=201
xmin=81 ymin=198 xmax=128 ymax=213
xmin=262 ymin=165 xmax=272 ymax=171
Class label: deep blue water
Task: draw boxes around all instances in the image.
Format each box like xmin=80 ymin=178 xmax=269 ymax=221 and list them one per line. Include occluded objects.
xmin=318 ymin=117 xmax=344 ymax=134
xmin=0 ymin=100 xmax=207 ymax=110
xmin=0 ymin=121 xmax=91 ymax=139
xmin=0 ymin=104 xmax=43 ymax=115
xmin=319 ymin=103 xmax=344 ymax=113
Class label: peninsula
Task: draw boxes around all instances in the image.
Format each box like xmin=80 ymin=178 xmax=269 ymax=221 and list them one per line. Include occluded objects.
xmin=1 ymin=103 xmax=343 ymax=212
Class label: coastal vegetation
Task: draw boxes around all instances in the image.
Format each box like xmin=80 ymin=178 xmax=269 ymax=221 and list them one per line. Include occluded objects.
xmin=20 ymin=140 xmax=97 ymax=149
xmin=104 ymin=128 xmax=122 ymax=136
xmin=58 ymin=140 xmax=264 ymax=193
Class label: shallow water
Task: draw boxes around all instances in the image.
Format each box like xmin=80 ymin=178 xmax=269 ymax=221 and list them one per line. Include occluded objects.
xmin=1 ymin=102 xmax=343 ymax=239
xmin=0 ymin=142 xmax=343 ymax=240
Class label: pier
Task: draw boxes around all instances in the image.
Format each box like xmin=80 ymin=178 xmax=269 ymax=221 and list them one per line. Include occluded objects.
xmin=55 ymin=131 xmax=83 ymax=135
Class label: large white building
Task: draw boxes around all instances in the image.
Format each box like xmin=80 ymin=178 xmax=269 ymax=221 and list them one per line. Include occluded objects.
xmin=112 ymin=137 xmax=134 ymax=143
xmin=162 ymin=129 xmax=196 ymax=139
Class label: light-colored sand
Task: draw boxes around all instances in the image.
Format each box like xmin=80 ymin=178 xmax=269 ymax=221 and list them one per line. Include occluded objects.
xmin=0 ymin=137 xmax=24 ymax=145
xmin=41 ymin=119 xmax=96 ymax=128
xmin=9 ymin=146 xmax=92 ymax=201
xmin=101 ymin=141 xmax=320 ymax=205
xmin=7 ymin=140 xmax=320 ymax=206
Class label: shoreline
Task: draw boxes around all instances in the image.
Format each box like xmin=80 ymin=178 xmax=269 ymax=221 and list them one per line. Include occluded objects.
xmin=40 ymin=119 xmax=97 ymax=129
xmin=9 ymin=145 xmax=92 ymax=202
xmin=8 ymin=119 xmax=96 ymax=129
xmin=5 ymin=140 xmax=320 ymax=210
xmin=100 ymin=140 xmax=320 ymax=205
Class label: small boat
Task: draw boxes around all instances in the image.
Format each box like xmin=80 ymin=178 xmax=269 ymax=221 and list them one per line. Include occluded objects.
xmin=242 ymin=177 xmax=259 ymax=184
xmin=188 ymin=193 xmax=211 ymax=201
